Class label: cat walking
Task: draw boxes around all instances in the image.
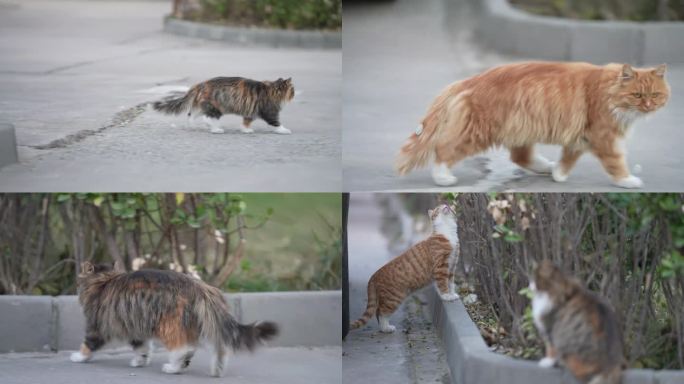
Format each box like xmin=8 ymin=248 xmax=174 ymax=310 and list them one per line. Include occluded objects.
xmin=153 ymin=76 xmax=295 ymax=135
xmin=530 ymin=260 xmax=624 ymax=384
xmin=396 ymin=62 xmax=669 ymax=188
xmin=70 ymin=262 xmax=278 ymax=377
xmin=350 ymin=204 xmax=460 ymax=333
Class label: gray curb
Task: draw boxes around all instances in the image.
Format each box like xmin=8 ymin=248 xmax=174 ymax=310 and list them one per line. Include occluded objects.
xmin=0 ymin=291 xmax=341 ymax=353
xmin=163 ymin=17 xmax=341 ymax=49
xmin=467 ymin=0 xmax=684 ymax=64
xmin=426 ymin=286 xmax=683 ymax=384
xmin=0 ymin=123 xmax=18 ymax=169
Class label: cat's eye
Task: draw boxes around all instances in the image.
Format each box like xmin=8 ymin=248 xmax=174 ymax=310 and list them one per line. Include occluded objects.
xmin=652 ymin=92 xmax=661 ymax=98
xmin=632 ymin=93 xmax=642 ymax=98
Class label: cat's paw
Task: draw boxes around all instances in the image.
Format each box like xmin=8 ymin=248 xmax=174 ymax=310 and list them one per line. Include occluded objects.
xmin=274 ymin=126 xmax=292 ymax=135
xmin=70 ymin=352 xmax=90 ymax=363
xmin=551 ymin=165 xmax=568 ymax=182
xmin=613 ymin=175 xmax=643 ymax=189
xmin=538 ymin=357 xmax=557 ymax=368
xmin=162 ymin=363 xmax=182 ymax=374
xmin=240 ymin=127 xmax=255 ymax=134
xmin=528 ymin=156 xmax=554 ymax=174
xmin=379 ymin=324 xmax=396 ymax=333
xmin=130 ymin=355 xmax=150 ymax=367
xmin=440 ymin=292 xmax=460 ymax=302
xmin=209 ymin=126 xmax=225 ymax=134
xmin=431 ymin=163 xmax=457 ymax=186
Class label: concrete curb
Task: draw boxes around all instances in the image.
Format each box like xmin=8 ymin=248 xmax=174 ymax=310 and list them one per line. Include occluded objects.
xmin=0 ymin=123 xmax=18 ymax=169
xmin=467 ymin=0 xmax=684 ymax=64
xmin=426 ymin=286 xmax=683 ymax=384
xmin=163 ymin=17 xmax=341 ymax=49
xmin=0 ymin=291 xmax=340 ymax=353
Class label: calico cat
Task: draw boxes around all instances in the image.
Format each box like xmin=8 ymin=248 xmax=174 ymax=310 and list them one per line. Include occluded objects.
xmin=350 ymin=203 xmax=460 ymax=333
xmin=530 ymin=260 xmax=623 ymax=384
xmin=70 ymin=262 xmax=278 ymax=377
xmin=153 ymin=76 xmax=295 ymax=135
xmin=396 ymin=62 xmax=669 ymax=188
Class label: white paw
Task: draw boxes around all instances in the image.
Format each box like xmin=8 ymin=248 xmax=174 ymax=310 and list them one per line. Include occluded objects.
xmin=551 ymin=165 xmax=568 ymax=182
xmin=209 ymin=127 xmax=225 ymax=134
xmin=210 ymin=367 xmax=223 ymax=377
xmin=130 ymin=355 xmax=150 ymax=367
xmin=528 ymin=156 xmax=554 ymax=174
xmin=162 ymin=363 xmax=181 ymax=374
xmin=440 ymin=292 xmax=460 ymax=302
xmin=379 ymin=325 xmax=396 ymax=333
xmin=431 ymin=163 xmax=457 ymax=186
xmin=240 ymin=127 xmax=255 ymax=134
xmin=538 ymin=357 xmax=557 ymax=368
xmin=70 ymin=352 xmax=90 ymax=363
xmin=274 ymin=126 xmax=291 ymax=135
xmin=613 ymin=174 xmax=643 ymax=189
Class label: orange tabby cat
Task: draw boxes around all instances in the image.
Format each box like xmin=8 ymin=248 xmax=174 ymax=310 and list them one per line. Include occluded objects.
xmin=350 ymin=204 xmax=459 ymax=333
xmin=396 ymin=62 xmax=670 ymax=188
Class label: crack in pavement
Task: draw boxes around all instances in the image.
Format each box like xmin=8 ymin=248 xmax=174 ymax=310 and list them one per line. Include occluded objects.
xmin=31 ymin=102 xmax=150 ymax=150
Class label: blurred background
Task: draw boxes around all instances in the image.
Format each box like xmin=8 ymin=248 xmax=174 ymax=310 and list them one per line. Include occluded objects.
xmin=0 ymin=193 xmax=342 ymax=295
xmin=509 ymin=0 xmax=684 ymax=21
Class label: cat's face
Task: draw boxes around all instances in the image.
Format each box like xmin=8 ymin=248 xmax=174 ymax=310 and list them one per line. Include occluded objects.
xmin=274 ymin=77 xmax=295 ymax=101
xmin=529 ymin=260 xmax=570 ymax=299
xmin=611 ymin=64 xmax=669 ymax=115
xmin=428 ymin=203 xmax=456 ymax=225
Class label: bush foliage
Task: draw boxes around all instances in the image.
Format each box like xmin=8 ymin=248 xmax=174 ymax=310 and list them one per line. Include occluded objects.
xmin=509 ymin=0 xmax=684 ymax=21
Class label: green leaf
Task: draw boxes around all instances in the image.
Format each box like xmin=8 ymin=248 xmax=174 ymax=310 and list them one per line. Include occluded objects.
xmin=56 ymin=194 xmax=71 ymax=203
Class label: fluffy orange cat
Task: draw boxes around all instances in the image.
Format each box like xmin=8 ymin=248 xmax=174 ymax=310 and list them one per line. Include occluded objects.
xmin=396 ymin=62 xmax=670 ymax=188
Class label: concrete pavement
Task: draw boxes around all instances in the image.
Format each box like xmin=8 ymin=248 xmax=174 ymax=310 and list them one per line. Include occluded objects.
xmin=0 ymin=347 xmax=341 ymax=384
xmin=343 ymin=194 xmax=450 ymax=384
xmin=343 ymin=0 xmax=684 ymax=192
xmin=0 ymin=0 xmax=341 ymax=191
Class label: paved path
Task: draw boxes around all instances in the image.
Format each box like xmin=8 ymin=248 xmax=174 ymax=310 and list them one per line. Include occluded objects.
xmin=343 ymin=194 xmax=450 ymax=384
xmin=0 ymin=346 xmax=341 ymax=384
xmin=343 ymin=0 xmax=684 ymax=192
xmin=0 ymin=0 xmax=341 ymax=192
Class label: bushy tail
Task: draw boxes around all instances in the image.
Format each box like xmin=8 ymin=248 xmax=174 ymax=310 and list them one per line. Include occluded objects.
xmin=350 ymin=280 xmax=377 ymax=330
xmin=195 ymin=288 xmax=279 ymax=353
xmin=395 ymin=82 xmax=467 ymax=175
xmin=152 ymin=92 xmax=192 ymax=115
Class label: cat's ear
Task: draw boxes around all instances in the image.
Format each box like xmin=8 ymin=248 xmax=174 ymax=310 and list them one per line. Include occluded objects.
xmin=620 ymin=64 xmax=635 ymax=81
xmin=285 ymin=77 xmax=292 ymax=84
xmin=653 ymin=64 xmax=667 ymax=77
xmin=82 ymin=261 xmax=94 ymax=274
xmin=113 ymin=260 xmax=124 ymax=272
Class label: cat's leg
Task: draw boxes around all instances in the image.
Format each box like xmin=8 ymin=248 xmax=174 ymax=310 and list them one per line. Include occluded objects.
xmin=377 ymin=296 xmax=401 ymax=333
xmin=538 ymin=342 xmax=558 ymax=368
xmin=241 ymin=117 xmax=255 ymax=134
xmin=510 ymin=145 xmax=554 ymax=174
xmin=70 ymin=332 xmax=105 ymax=363
xmin=378 ymin=315 xmax=396 ymax=333
xmin=200 ymin=102 xmax=224 ymax=134
xmin=260 ymin=111 xmax=291 ymax=135
xmin=591 ymin=137 xmax=642 ymax=188
xmin=435 ymin=267 xmax=459 ymax=301
xmin=432 ymin=139 xmax=485 ymax=186
xmin=210 ymin=343 xmax=229 ymax=377
xmin=552 ymin=146 xmax=584 ymax=182
xmin=129 ymin=339 xmax=152 ymax=368
xmin=161 ymin=344 xmax=195 ymax=374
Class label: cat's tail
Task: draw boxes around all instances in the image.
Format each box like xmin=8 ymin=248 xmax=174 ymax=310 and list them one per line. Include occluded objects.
xmin=195 ymin=287 xmax=279 ymax=353
xmin=152 ymin=91 xmax=193 ymax=115
xmin=350 ymin=280 xmax=377 ymax=330
xmin=395 ymin=82 xmax=467 ymax=175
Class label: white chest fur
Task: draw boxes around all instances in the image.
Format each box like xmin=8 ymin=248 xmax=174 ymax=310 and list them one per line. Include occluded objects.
xmin=530 ymin=283 xmax=553 ymax=334
xmin=434 ymin=215 xmax=459 ymax=269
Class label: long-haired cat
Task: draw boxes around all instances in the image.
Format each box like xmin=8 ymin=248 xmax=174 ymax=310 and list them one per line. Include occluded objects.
xmin=530 ymin=260 xmax=623 ymax=384
xmin=350 ymin=203 xmax=460 ymax=333
xmin=396 ymin=62 xmax=669 ymax=188
xmin=69 ymin=262 xmax=278 ymax=377
xmin=153 ymin=76 xmax=295 ymax=135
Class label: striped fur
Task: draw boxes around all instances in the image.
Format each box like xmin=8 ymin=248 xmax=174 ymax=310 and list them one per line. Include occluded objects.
xmin=531 ymin=261 xmax=624 ymax=384
xmin=71 ymin=263 xmax=278 ymax=377
xmin=153 ymin=76 xmax=294 ymax=131
xmin=350 ymin=204 xmax=460 ymax=332
xmin=397 ymin=62 xmax=669 ymax=188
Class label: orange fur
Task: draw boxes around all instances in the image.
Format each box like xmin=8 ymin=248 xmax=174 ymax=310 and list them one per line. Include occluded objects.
xmin=397 ymin=61 xmax=670 ymax=183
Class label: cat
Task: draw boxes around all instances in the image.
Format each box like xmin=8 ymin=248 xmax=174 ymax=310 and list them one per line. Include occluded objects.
xmin=350 ymin=203 xmax=460 ymax=333
xmin=153 ymin=76 xmax=295 ymax=135
xmin=529 ymin=260 xmax=623 ymax=384
xmin=70 ymin=262 xmax=278 ymax=377
xmin=396 ymin=61 xmax=669 ymax=189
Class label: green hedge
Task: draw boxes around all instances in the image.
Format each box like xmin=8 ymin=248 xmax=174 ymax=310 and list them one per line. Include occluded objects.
xmin=197 ymin=0 xmax=342 ymax=30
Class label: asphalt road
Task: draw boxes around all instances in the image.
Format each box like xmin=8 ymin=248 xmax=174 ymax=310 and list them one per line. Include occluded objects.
xmin=0 ymin=0 xmax=341 ymax=192
xmin=343 ymin=0 xmax=684 ymax=192
xmin=0 ymin=346 xmax=341 ymax=384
